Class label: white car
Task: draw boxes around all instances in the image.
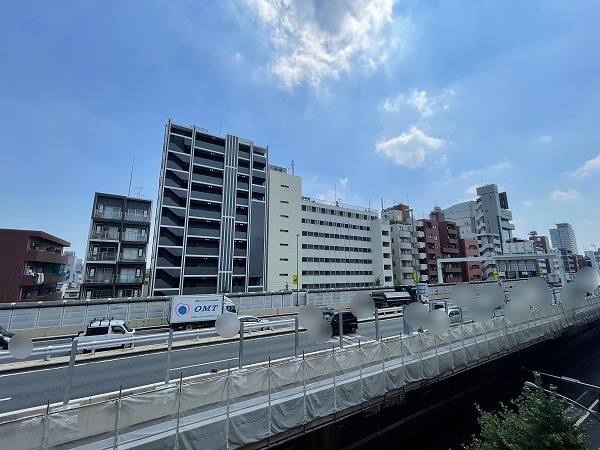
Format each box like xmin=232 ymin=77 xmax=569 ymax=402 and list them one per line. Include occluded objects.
xmin=75 ymin=319 xmax=136 ymax=351
xmin=238 ymin=316 xmax=273 ymax=332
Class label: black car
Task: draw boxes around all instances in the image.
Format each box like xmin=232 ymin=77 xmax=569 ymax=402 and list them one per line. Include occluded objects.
xmin=322 ymin=310 xmax=358 ymax=335
xmin=0 ymin=325 xmax=14 ymax=350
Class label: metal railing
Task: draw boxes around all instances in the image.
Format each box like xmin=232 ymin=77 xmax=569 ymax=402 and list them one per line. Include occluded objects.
xmin=94 ymin=209 xmax=122 ymax=220
xmin=90 ymin=230 xmax=119 ymax=240
xmin=124 ymin=211 xmax=150 ymax=222
xmin=87 ymin=252 xmax=117 ymax=262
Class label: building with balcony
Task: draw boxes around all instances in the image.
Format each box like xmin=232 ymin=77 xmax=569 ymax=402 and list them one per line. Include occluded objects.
xmin=459 ymin=237 xmax=482 ymax=282
xmin=382 ymin=204 xmax=424 ymax=285
xmin=549 ymin=222 xmax=579 ymax=255
xmin=150 ymin=120 xmax=268 ymax=296
xmin=443 ymin=184 xmax=518 ymax=280
xmin=81 ymin=192 xmax=151 ymax=299
xmin=0 ymin=229 xmax=71 ymax=303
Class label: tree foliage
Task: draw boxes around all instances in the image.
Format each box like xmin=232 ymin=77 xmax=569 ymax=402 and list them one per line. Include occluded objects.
xmin=463 ymin=373 xmax=587 ymax=450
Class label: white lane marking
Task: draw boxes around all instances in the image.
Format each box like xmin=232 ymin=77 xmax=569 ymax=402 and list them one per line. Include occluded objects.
xmin=172 ymin=357 xmax=237 ymax=372
xmin=0 ymin=397 xmax=12 ymax=401
xmin=575 ymin=390 xmax=588 ymax=403
xmin=575 ymin=399 xmax=599 ymax=426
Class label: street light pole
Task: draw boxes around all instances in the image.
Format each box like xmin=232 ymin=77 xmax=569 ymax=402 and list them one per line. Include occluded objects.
xmin=296 ymin=233 xmax=300 ymax=307
xmin=524 ymin=381 xmax=600 ymax=424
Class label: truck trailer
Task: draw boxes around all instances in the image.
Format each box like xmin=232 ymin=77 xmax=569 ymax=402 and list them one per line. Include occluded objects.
xmin=169 ymin=295 xmax=237 ymax=330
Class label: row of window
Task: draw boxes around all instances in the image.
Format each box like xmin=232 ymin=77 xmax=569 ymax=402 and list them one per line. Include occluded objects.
xmin=301 ymin=231 xmax=371 ymax=242
xmin=301 ymin=218 xmax=371 ymax=230
xmin=302 ymin=270 xmax=373 ymax=276
xmin=301 ymin=205 xmax=377 ymax=221
xmin=302 ymin=257 xmax=373 ymax=264
xmin=302 ymin=282 xmax=373 ymax=289
xmin=302 ymin=244 xmax=372 ymax=253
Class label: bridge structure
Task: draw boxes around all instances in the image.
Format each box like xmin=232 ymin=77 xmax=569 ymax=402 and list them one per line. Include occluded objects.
xmin=1 ymin=292 xmax=599 ymax=449
xmin=0 ymin=280 xmax=530 ymax=337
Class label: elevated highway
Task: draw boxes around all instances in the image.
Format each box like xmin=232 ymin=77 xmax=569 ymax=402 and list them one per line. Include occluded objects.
xmin=1 ymin=294 xmax=598 ymax=450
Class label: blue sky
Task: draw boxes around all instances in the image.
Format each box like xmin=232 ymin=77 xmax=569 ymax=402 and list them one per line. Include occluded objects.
xmin=1 ymin=0 xmax=599 ymax=260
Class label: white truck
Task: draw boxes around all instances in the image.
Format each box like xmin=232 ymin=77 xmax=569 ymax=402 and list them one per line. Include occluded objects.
xmin=169 ymin=294 xmax=237 ymax=330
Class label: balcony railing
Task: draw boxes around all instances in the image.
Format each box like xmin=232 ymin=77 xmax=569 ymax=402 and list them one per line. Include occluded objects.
xmin=95 ymin=209 xmax=122 ymax=220
xmin=122 ymin=233 xmax=148 ymax=242
xmin=87 ymin=252 xmax=117 ymax=262
xmin=120 ymin=254 xmax=145 ymax=262
xmin=90 ymin=230 xmax=119 ymax=240
xmin=124 ymin=211 xmax=150 ymax=222
xmin=84 ymin=275 xmax=114 ymax=283
xmin=116 ymin=274 xmax=143 ymax=283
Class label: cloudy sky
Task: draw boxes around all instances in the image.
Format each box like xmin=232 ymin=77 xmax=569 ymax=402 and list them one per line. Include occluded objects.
xmin=1 ymin=0 xmax=599 ymax=259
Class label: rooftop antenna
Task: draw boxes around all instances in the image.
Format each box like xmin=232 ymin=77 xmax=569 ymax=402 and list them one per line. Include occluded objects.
xmin=134 ymin=186 xmax=143 ymax=198
xmin=381 ymin=198 xmax=384 ymax=211
xmin=127 ymin=158 xmax=134 ymax=197
xmin=291 ymin=160 xmax=295 ymax=175
xmin=219 ymin=119 xmax=222 ymax=135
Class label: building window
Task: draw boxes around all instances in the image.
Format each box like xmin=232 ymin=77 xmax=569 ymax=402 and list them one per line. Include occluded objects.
xmin=281 ymin=200 xmax=289 ymax=204
xmin=280 ymin=229 xmax=289 ymax=233
xmin=281 ymin=184 xmax=289 ymax=188
xmin=280 ymin=243 xmax=288 ymax=246
xmin=281 ymin=214 xmax=289 ymax=218
xmin=280 ymin=258 xmax=288 ymax=261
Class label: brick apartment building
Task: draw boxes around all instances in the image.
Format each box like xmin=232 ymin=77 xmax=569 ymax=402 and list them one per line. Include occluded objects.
xmin=0 ymin=229 xmax=70 ymax=303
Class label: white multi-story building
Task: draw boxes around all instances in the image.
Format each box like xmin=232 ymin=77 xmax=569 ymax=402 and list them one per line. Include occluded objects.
xmin=298 ymin=197 xmax=393 ymax=290
xmin=443 ymin=184 xmax=522 ymax=281
xmin=549 ymin=223 xmax=579 ymax=255
xmin=266 ymin=166 xmax=302 ymax=291
xmin=381 ymin=205 xmax=425 ymax=284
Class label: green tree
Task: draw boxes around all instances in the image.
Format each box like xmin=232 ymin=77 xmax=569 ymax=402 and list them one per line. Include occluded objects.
xmin=463 ymin=373 xmax=587 ymax=450
xmin=373 ymin=276 xmax=381 ymax=287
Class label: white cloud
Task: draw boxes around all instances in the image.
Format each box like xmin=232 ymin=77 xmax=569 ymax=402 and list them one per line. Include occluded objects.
xmin=537 ymin=135 xmax=552 ymax=143
xmin=339 ymin=177 xmax=348 ymax=188
xmin=490 ymin=158 xmax=512 ymax=171
xmin=244 ymin=0 xmax=395 ymax=88
xmin=522 ymin=201 xmax=533 ymax=207
xmin=380 ymin=88 xmax=455 ymax=119
xmin=550 ymin=188 xmax=579 ymax=201
xmin=571 ymin=153 xmax=600 ymax=177
xmin=465 ymin=185 xmax=479 ymax=196
xmin=375 ymin=126 xmax=445 ymax=168
xmin=407 ymin=90 xmax=433 ymax=119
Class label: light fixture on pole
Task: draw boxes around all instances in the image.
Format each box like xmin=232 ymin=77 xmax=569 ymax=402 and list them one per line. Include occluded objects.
xmin=296 ymin=233 xmax=300 ymax=307
xmin=524 ymin=381 xmax=600 ymax=424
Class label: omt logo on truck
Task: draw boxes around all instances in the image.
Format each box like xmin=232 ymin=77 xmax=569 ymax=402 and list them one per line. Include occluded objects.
xmin=175 ymin=303 xmax=190 ymax=317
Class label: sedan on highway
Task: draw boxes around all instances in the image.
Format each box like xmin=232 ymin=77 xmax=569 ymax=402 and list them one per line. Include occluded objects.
xmin=238 ymin=316 xmax=274 ymax=332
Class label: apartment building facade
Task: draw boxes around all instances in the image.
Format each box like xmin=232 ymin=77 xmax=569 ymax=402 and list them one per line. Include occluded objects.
xmin=150 ymin=120 xmax=268 ymax=296
xmin=382 ymin=204 xmax=424 ymax=285
xmin=299 ymin=197 xmax=393 ymax=289
xmin=443 ymin=184 xmax=515 ymax=280
xmin=81 ymin=193 xmax=151 ymax=299
xmin=0 ymin=229 xmax=70 ymax=303
xmin=549 ymin=223 xmax=579 ymax=255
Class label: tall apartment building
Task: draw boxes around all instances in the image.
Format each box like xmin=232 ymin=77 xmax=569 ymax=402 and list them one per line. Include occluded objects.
xmin=299 ymin=197 xmax=393 ymax=289
xmin=382 ymin=204 xmax=424 ymax=285
xmin=0 ymin=229 xmax=70 ymax=303
xmin=443 ymin=184 xmax=515 ymax=280
xmin=81 ymin=193 xmax=152 ymax=299
xmin=459 ymin=237 xmax=482 ymax=282
xmin=426 ymin=207 xmax=462 ymax=284
xmin=549 ymin=223 xmax=579 ymax=255
xmin=150 ymin=120 xmax=268 ymax=296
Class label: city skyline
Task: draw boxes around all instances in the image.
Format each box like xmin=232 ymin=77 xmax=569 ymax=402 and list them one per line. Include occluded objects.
xmin=1 ymin=1 xmax=599 ymax=259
